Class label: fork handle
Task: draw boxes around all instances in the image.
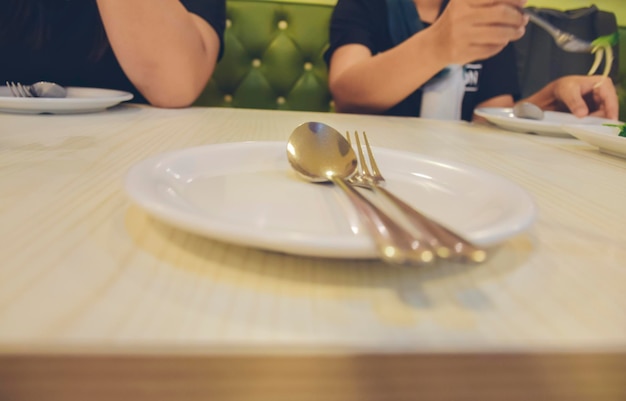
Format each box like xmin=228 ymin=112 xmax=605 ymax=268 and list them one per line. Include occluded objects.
xmin=524 ymin=10 xmax=563 ymax=40
xmin=330 ymin=176 xmax=434 ymax=266
xmin=371 ymin=185 xmax=487 ymax=263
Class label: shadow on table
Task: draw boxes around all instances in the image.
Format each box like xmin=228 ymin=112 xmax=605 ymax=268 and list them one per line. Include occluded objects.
xmin=124 ymin=206 xmax=533 ymax=316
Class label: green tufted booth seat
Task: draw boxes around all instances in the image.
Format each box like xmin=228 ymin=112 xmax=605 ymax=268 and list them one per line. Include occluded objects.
xmin=195 ymin=0 xmax=333 ymax=112
xmin=196 ymin=0 xmax=626 ymax=121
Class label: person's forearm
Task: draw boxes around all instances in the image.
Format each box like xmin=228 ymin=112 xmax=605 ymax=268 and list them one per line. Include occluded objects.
xmin=96 ymin=0 xmax=220 ymax=107
xmin=329 ymin=28 xmax=450 ymax=114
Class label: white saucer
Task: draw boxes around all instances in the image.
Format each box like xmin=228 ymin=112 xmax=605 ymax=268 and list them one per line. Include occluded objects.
xmin=124 ymin=141 xmax=536 ymax=259
xmin=475 ymin=107 xmax=620 ymax=137
xmin=0 ymin=86 xmax=133 ymax=114
xmin=562 ymin=124 xmax=626 ymax=158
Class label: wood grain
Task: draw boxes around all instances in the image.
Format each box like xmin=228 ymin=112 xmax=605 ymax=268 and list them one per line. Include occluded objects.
xmin=2 ymin=352 xmax=626 ymax=401
xmin=1 ymin=105 xmax=625 ymax=399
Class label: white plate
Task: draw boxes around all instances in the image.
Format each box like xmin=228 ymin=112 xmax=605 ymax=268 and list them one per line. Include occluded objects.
xmin=562 ymin=123 xmax=626 ymax=158
xmin=0 ymin=86 xmax=133 ymax=114
xmin=475 ymin=107 xmax=620 ymax=137
xmin=124 ymin=142 xmax=536 ymax=259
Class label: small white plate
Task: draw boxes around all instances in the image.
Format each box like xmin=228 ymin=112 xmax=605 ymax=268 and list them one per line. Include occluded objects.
xmin=0 ymin=86 xmax=133 ymax=114
xmin=475 ymin=107 xmax=620 ymax=137
xmin=562 ymin=124 xmax=626 ymax=158
xmin=124 ymin=142 xmax=536 ymax=259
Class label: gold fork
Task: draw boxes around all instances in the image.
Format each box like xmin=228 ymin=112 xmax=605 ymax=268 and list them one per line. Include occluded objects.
xmin=347 ymin=130 xmax=487 ymax=263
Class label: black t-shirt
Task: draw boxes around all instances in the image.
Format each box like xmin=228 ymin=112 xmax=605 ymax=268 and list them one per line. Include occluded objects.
xmin=325 ymin=0 xmax=520 ymax=121
xmin=0 ymin=0 xmax=225 ymax=104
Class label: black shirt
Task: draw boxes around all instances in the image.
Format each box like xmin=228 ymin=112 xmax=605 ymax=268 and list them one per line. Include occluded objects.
xmin=0 ymin=0 xmax=225 ymax=104
xmin=325 ymin=0 xmax=520 ymax=121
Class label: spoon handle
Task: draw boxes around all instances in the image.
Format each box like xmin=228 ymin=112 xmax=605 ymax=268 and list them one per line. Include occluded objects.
xmin=330 ymin=176 xmax=434 ymax=265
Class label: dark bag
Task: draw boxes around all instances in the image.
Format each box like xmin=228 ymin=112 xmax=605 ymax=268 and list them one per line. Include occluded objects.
xmin=514 ymin=5 xmax=619 ymax=98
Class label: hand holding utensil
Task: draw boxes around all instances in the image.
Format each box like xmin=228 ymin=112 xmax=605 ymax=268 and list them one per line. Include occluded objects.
xmin=347 ymin=131 xmax=487 ymax=263
xmin=287 ymin=122 xmax=435 ymax=266
xmin=523 ymin=10 xmax=616 ymax=82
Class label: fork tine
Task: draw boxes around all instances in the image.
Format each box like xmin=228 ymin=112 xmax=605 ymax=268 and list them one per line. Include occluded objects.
xmin=11 ymin=82 xmax=25 ymax=97
xmin=362 ymin=132 xmax=382 ymax=178
xmin=347 ymin=130 xmax=366 ymax=177
xmin=6 ymin=81 xmax=17 ymax=97
xmin=16 ymin=82 xmax=32 ymax=97
xmin=354 ymin=130 xmax=373 ymax=177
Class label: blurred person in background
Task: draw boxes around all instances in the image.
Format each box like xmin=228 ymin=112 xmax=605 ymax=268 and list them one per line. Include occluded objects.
xmin=325 ymin=0 xmax=618 ymax=121
xmin=0 ymin=0 xmax=225 ymax=107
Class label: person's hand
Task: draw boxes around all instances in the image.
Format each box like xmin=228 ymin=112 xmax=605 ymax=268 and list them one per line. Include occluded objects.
xmin=431 ymin=0 xmax=529 ymax=65
xmin=551 ymin=75 xmax=619 ymax=120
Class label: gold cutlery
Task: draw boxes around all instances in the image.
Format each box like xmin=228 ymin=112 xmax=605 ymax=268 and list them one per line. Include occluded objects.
xmin=346 ymin=131 xmax=487 ymax=263
xmin=287 ymin=122 xmax=435 ymax=265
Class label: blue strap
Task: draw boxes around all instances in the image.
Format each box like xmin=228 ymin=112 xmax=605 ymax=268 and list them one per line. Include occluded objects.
xmin=386 ymin=0 xmax=449 ymax=44
xmin=385 ymin=0 xmax=452 ymax=80
xmin=386 ymin=0 xmax=423 ymax=46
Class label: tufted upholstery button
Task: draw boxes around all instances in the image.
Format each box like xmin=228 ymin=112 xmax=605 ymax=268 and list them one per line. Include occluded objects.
xmin=226 ymin=19 xmax=232 ymax=28
xmin=196 ymin=1 xmax=334 ymax=112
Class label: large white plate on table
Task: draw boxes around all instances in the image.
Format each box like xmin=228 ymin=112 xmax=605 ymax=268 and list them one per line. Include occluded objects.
xmin=475 ymin=107 xmax=620 ymax=137
xmin=124 ymin=141 xmax=536 ymax=259
xmin=562 ymin=123 xmax=626 ymax=158
xmin=0 ymin=86 xmax=133 ymax=114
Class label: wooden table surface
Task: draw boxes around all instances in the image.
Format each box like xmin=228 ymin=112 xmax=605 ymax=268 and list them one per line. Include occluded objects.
xmin=1 ymin=105 xmax=625 ymax=400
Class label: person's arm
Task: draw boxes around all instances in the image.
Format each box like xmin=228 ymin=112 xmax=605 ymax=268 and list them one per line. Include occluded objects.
xmin=473 ymin=76 xmax=619 ymax=121
xmin=328 ymin=32 xmax=447 ymax=114
xmin=96 ymin=0 xmax=221 ymax=108
xmin=466 ymin=75 xmax=619 ymax=121
xmin=328 ymin=0 xmax=528 ymax=114
xmin=521 ymin=75 xmax=619 ymax=120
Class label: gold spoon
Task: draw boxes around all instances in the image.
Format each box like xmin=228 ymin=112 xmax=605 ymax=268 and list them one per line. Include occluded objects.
xmin=286 ymin=121 xmax=434 ymax=265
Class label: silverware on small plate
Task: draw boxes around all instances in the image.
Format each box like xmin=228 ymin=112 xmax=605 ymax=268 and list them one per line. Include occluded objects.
xmin=6 ymin=81 xmax=67 ymax=98
xmin=512 ymin=102 xmax=544 ymax=120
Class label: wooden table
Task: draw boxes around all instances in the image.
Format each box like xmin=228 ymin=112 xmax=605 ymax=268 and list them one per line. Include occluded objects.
xmin=1 ymin=105 xmax=625 ymax=400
